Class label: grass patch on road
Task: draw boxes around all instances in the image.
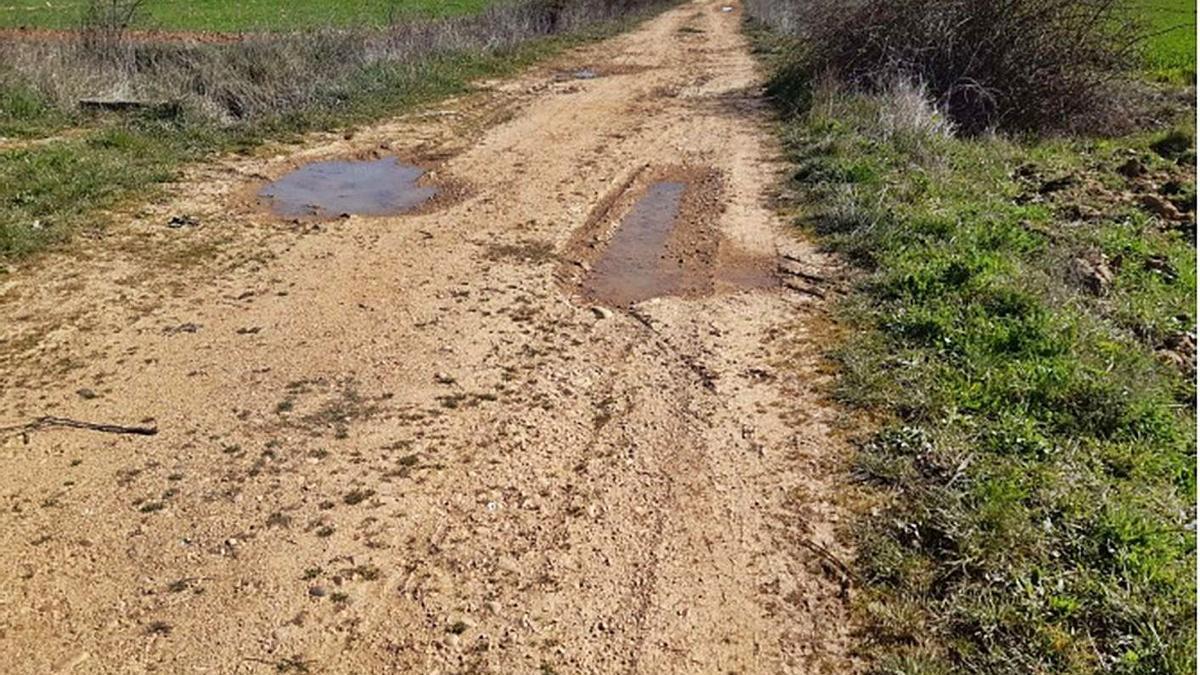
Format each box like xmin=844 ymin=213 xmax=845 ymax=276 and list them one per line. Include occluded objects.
xmin=748 ymin=3 xmax=1197 ymax=671
xmin=0 ymin=0 xmax=490 ymax=32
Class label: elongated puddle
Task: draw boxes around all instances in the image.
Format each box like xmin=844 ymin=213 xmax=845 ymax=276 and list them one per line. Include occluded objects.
xmin=582 ymin=181 xmax=690 ymax=307
xmin=259 ymin=158 xmax=437 ymax=219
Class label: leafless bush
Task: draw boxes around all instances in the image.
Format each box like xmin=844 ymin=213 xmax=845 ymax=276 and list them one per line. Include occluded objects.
xmin=749 ymin=0 xmax=1142 ymax=134
xmin=0 ymin=0 xmax=664 ymax=123
xmin=79 ymin=0 xmax=146 ymax=61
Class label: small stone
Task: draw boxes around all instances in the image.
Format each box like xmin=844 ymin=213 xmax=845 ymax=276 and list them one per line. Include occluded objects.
xmin=444 ymin=633 xmax=461 ymax=649
xmin=76 ymin=388 xmax=98 ymax=400
xmin=308 ymin=586 xmax=327 ymax=598
xmin=591 ymin=306 xmax=613 ymax=320
xmin=484 ymin=600 xmax=501 ymax=614
xmin=496 ymin=557 xmax=520 ymax=575
xmin=434 ymin=372 xmax=456 ymax=385
xmin=167 ymin=214 xmax=199 ymax=229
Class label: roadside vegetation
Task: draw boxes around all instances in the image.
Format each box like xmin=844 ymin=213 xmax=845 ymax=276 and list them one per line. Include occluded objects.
xmin=746 ymin=0 xmax=1196 ymax=672
xmin=0 ymin=0 xmax=670 ymax=258
xmin=0 ymin=0 xmax=490 ymax=32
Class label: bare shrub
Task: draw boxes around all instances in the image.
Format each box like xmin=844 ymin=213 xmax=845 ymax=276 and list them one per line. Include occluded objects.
xmin=79 ymin=0 xmax=145 ymax=62
xmin=750 ymin=0 xmax=1142 ymax=135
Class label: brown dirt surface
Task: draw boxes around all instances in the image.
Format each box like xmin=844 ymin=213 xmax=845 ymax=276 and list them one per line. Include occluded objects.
xmin=0 ymin=2 xmax=858 ymax=672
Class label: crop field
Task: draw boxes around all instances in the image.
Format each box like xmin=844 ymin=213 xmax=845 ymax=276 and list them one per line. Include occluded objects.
xmin=0 ymin=0 xmax=491 ymax=32
xmin=1142 ymin=0 xmax=1197 ymax=78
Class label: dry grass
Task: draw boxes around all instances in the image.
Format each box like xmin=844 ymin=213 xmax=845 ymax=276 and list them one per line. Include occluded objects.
xmin=0 ymin=0 xmax=662 ymax=124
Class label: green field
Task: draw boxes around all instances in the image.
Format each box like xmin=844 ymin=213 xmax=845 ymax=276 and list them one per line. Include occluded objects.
xmin=0 ymin=0 xmax=491 ymax=32
xmin=1142 ymin=0 xmax=1197 ymax=79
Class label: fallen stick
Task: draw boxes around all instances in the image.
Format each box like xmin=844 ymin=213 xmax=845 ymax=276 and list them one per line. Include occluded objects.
xmin=0 ymin=416 xmax=158 ymax=443
xmin=797 ymin=537 xmax=856 ymax=588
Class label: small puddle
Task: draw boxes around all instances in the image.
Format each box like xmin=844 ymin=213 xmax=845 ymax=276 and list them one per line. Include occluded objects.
xmin=582 ymin=181 xmax=688 ymax=307
xmin=259 ymin=157 xmax=437 ymax=219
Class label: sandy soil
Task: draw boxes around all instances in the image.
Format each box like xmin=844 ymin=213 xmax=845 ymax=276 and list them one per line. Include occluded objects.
xmin=0 ymin=2 xmax=857 ymax=672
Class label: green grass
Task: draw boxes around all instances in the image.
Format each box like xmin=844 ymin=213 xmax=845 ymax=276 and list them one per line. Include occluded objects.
xmin=0 ymin=0 xmax=491 ymax=32
xmin=752 ymin=26 xmax=1197 ymax=675
xmin=0 ymin=84 xmax=69 ymax=139
xmin=1140 ymin=0 xmax=1197 ymax=81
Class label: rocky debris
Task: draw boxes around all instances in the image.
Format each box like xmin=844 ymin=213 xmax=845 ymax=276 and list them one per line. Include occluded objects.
xmin=1069 ymin=253 xmax=1114 ymax=295
xmin=434 ymin=372 xmax=456 ymax=385
xmin=167 ymin=214 xmax=200 ymax=229
xmin=1139 ymin=194 xmax=1188 ymax=222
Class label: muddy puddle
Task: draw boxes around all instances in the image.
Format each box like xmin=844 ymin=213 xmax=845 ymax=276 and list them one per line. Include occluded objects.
xmin=583 ymin=181 xmax=688 ymax=306
xmin=578 ymin=173 xmax=776 ymax=307
xmin=552 ymin=64 xmax=652 ymax=82
xmin=259 ymin=158 xmax=437 ymax=219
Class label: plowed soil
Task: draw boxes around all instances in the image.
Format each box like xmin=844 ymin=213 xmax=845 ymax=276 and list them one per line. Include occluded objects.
xmin=0 ymin=2 xmax=856 ymax=672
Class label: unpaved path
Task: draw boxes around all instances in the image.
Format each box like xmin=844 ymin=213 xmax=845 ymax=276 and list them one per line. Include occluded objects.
xmin=0 ymin=2 xmax=855 ymax=672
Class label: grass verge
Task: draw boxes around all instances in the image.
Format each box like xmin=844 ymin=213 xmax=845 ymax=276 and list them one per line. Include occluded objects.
xmin=750 ymin=23 xmax=1197 ymax=675
xmin=0 ymin=3 xmax=671 ymax=260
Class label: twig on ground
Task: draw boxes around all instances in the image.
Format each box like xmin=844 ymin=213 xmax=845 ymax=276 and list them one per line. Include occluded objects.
xmin=0 ymin=415 xmax=158 ymax=443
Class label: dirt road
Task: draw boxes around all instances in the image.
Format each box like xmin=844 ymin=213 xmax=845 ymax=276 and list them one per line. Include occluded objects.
xmin=0 ymin=2 xmax=855 ymax=672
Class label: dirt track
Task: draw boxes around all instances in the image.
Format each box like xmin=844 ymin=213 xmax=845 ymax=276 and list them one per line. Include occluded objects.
xmin=0 ymin=2 xmax=855 ymax=672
